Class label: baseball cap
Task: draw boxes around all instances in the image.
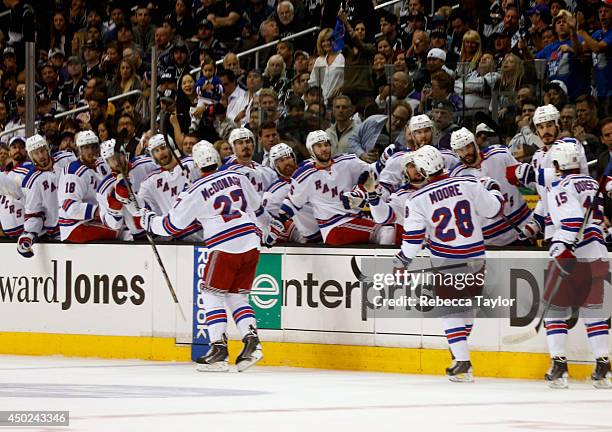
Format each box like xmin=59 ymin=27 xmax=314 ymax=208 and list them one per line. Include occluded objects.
xmin=553 ymin=9 xmax=572 ymax=24
xmin=160 ymin=88 xmax=176 ymax=102
xmin=294 ymin=50 xmax=309 ymax=60
xmin=544 ymin=79 xmax=568 ymax=95
xmin=431 ymin=99 xmax=454 ymax=112
xmin=198 ymin=19 xmax=214 ymax=29
xmin=427 ymin=48 xmax=446 ymax=62
xmin=48 ymin=48 xmax=65 ymax=58
xmin=475 ymin=123 xmax=495 ymax=135
xmin=83 ymin=39 xmax=102 ymax=51
xmin=2 ymin=46 xmax=15 ymax=57
xmin=8 ymin=136 xmax=26 ymax=146
xmin=159 ymin=70 xmax=176 ymax=83
xmin=526 ymin=4 xmax=550 ymax=15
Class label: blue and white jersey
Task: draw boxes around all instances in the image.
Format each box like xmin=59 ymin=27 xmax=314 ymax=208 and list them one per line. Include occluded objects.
xmin=263 ymin=177 xmax=320 ymax=242
xmin=58 ymin=159 xmax=107 ymax=241
xmin=21 ymin=151 xmax=76 ymax=238
xmin=370 ymin=183 xmax=419 ymax=227
xmin=400 ymin=175 xmax=503 ymax=265
xmin=379 ymin=147 xmax=458 ymax=198
xmin=280 ymin=154 xmax=372 ymax=241
xmin=0 ymin=161 xmax=32 ymax=238
xmin=137 ymin=157 xmax=201 ymax=240
xmin=148 ymin=170 xmax=270 ymax=253
xmin=449 ymin=146 xmax=531 ymax=246
xmin=220 ymin=157 xmax=277 ymax=195
xmin=547 ymin=174 xmax=607 ymax=259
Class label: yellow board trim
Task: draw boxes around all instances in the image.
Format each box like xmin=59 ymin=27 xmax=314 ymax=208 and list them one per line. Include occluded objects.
xmin=0 ymin=332 xmax=594 ymax=380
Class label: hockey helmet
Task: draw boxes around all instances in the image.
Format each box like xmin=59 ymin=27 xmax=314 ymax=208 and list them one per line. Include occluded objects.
xmin=533 ymin=104 xmax=560 ymax=125
xmin=192 ymin=140 xmax=220 ymax=169
xmin=228 ymin=127 xmax=255 ymax=151
xmin=269 ymin=143 xmax=295 ymax=169
xmin=549 ymin=140 xmax=580 ymax=170
xmin=450 ymin=127 xmax=476 ymax=151
xmin=25 ymin=134 xmax=49 ymax=158
xmin=75 ymin=130 xmax=99 ymax=148
xmin=408 ymin=114 xmax=433 ymax=133
xmin=305 ymin=130 xmax=330 ymax=156
xmin=413 ymin=145 xmax=445 ymax=178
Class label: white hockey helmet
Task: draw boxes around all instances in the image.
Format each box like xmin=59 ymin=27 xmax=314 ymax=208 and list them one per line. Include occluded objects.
xmin=549 ymin=140 xmax=580 ymax=171
xmin=100 ymin=139 xmax=119 ymax=161
xmin=269 ymin=143 xmax=295 ymax=169
xmin=413 ymin=145 xmax=445 ymax=178
xmin=305 ymin=129 xmax=330 ymax=156
xmin=533 ymin=104 xmax=560 ymax=126
xmin=450 ymin=127 xmax=476 ymax=151
xmin=192 ymin=140 xmax=220 ymax=169
xmin=409 ymin=114 xmax=433 ymax=133
xmin=75 ymin=130 xmax=99 ymax=148
xmin=228 ymin=127 xmax=255 ymax=151
xmin=25 ymin=134 xmax=49 ymax=158
xmin=148 ymin=134 xmax=168 ymax=153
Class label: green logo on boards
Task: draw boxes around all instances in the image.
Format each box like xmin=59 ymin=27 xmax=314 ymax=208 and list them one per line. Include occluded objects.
xmin=250 ymin=253 xmax=282 ymax=329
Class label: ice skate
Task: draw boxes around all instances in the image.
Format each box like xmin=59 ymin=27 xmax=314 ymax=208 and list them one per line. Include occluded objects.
xmin=545 ymin=356 xmax=569 ymax=389
xmin=236 ymin=325 xmax=263 ymax=372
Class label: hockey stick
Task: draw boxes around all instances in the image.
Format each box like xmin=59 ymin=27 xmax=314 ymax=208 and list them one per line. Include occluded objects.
xmin=160 ymin=112 xmax=189 ymax=176
xmin=350 ymin=256 xmax=467 ymax=282
xmin=113 ymin=144 xmax=188 ymax=322
xmin=503 ymin=160 xmax=612 ymax=345
xmin=500 ymin=213 xmax=537 ymax=246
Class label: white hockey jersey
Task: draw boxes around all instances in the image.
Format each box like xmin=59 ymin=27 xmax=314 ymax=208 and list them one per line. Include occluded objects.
xmin=449 ymin=146 xmax=532 ymax=246
xmin=0 ymin=161 xmax=32 ymax=237
xmin=21 ymin=151 xmax=76 ymax=238
xmin=220 ymin=157 xmax=277 ymax=195
xmin=96 ymin=172 xmax=144 ymax=240
xmin=546 ymin=174 xmax=607 ymax=259
xmin=58 ymin=159 xmax=107 ymax=241
xmin=149 ymin=170 xmax=268 ymax=253
xmin=280 ymin=154 xmax=372 ymax=241
xmin=401 ymin=175 xmax=503 ymax=265
xmin=370 ymin=183 xmax=419 ymax=226
xmin=263 ymin=177 xmax=320 ymax=242
xmin=379 ymin=148 xmax=458 ymax=198
xmin=128 ymin=155 xmax=158 ymax=194
xmin=137 ymin=157 xmax=201 ymax=240
xmin=530 ymin=139 xmax=588 ymax=239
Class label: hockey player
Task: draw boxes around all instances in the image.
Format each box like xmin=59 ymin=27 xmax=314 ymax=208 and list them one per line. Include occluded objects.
xmin=540 ymin=142 xmax=610 ymax=389
xmin=137 ymin=134 xmax=201 ymax=240
xmin=96 ymin=139 xmax=146 ymax=240
xmin=449 ymin=127 xmax=532 ymax=246
xmin=365 ymin=152 xmax=425 ymax=244
xmin=137 ymin=141 xmax=277 ymax=372
xmin=279 ymin=130 xmax=395 ymax=246
xmin=394 ymin=145 xmax=505 ymax=382
xmin=506 ymin=104 xmax=588 ymax=241
xmin=0 ymin=136 xmax=31 ymax=238
xmin=220 ymin=127 xmax=277 ymax=195
xmin=58 ymin=131 xmax=118 ymax=243
xmin=263 ymin=143 xmax=321 ymax=243
xmin=17 ymin=134 xmax=76 ymax=257
xmin=379 ymin=114 xmax=458 ymax=197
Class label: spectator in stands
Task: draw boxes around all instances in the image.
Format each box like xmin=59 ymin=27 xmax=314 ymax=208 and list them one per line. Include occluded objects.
xmin=493 ymin=53 xmax=524 ymax=131
xmin=0 ymin=101 xmax=8 ymax=131
xmin=182 ymin=131 xmax=199 ymax=156
xmin=222 ymin=53 xmax=246 ymax=88
xmin=406 ymin=30 xmax=430 ymax=91
xmin=133 ymin=5 xmax=155 ymax=51
xmin=0 ymin=143 xmax=9 ymax=170
xmin=536 ymin=9 xmax=586 ymax=101
xmin=287 ymin=72 xmax=310 ymax=102
xmin=371 ymin=53 xmax=389 ymax=95
xmin=220 ymin=69 xmax=248 ymax=125
xmin=190 ymin=19 xmax=228 ymax=63
xmin=454 ymin=53 xmax=498 ymax=112
xmin=3 ymin=96 xmax=25 ymax=141
xmin=246 ymin=0 xmax=273 ymax=34
xmin=214 ymin=138 xmax=233 ymax=159
xmin=97 ymin=119 xmax=114 ymax=142
xmin=575 ymin=94 xmax=604 ymax=160
xmin=559 ymin=104 xmax=577 ymax=135
xmin=204 ymin=0 xmax=243 ymax=44
xmin=254 ymin=120 xmax=280 ymax=166
xmin=596 ymin=117 xmax=612 ymax=222
xmin=276 ymin=41 xmax=294 ymax=79
xmin=543 ymin=79 xmax=569 ymax=111
xmin=169 ymin=41 xmax=195 ymax=83
xmin=579 ymin=1 xmax=612 ymax=117
xmin=380 ymin=11 xmax=407 ymax=52
xmin=326 ymin=94 xmax=357 ymax=155
xmin=263 ymin=55 xmax=290 ymax=104
xmin=293 ymin=50 xmax=310 ymax=76
xmin=420 ymin=70 xmax=462 ymax=114
xmin=170 ymin=0 xmax=195 ymax=41
xmin=60 ymin=57 xmax=87 ymax=111
xmin=235 ymin=69 xmax=263 ymax=126
xmin=50 ymin=11 xmax=70 ymax=57
xmin=376 ymin=37 xmax=395 ymax=64
xmin=430 ymin=99 xmax=458 ymax=150
xmin=348 ymin=100 xmax=411 ymax=162
xmin=525 ymin=4 xmax=552 ymax=52
xmin=448 ymin=10 xmax=470 ymax=62
xmin=109 ymin=60 xmax=142 ymax=97
xmin=508 ymin=98 xmax=539 ymax=160
xmin=491 ymin=30 xmax=513 ymax=66
xmin=309 ymin=28 xmax=345 ymax=105
xmin=259 ymin=88 xmax=280 ymax=123
xmin=376 ymin=71 xmax=419 ymax=113
xmin=274 ymin=1 xmax=304 ymax=40
xmin=83 ymin=39 xmax=103 ymax=80
xmin=458 ymin=30 xmax=483 ymax=76
xmin=116 ymin=112 xmax=139 ymax=157
xmin=37 ymin=64 xmax=62 ymax=112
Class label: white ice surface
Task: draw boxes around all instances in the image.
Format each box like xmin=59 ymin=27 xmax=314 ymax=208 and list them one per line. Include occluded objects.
xmin=0 ymin=355 xmax=611 ymax=432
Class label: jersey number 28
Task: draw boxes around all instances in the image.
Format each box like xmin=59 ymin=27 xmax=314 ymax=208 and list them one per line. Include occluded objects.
xmin=431 ymin=200 xmax=474 ymax=242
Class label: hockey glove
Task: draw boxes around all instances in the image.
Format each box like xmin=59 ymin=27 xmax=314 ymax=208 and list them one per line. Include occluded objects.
xmin=550 ymin=242 xmax=577 ymax=276
xmin=605 ymin=176 xmax=612 ymax=199
xmin=114 ymin=180 xmax=133 ymax=205
xmin=392 ymin=251 xmax=413 ymax=284
xmin=506 ymin=163 xmax=534 ymax=186
xmin=136 ymin=208 xmax=156 ymax=232
xmin=379 ymin=144 xmax=396 ymax=166
xmin=480 ymin=176 xmax=501 ymax=191
xmin=263 ymin=219 xmax=285 ymax=248
xmin=17 ymin=232 xmax=36 ymax=258
xmin=519 ymin=220 xmax=540 ymax=241
xmin=341 ymin=185 xmax=368 ymax=209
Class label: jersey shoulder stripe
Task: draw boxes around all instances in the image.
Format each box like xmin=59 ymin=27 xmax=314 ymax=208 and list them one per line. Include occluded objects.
xmin=97 ymin=174 xmax=116 ymax=194
xmin=142 ymin=168 xmax=163 ymax=183
xmin=333 ymin=154 xmax=358 ymax=163
xmin=22 ymin=169 xmax=42 ymax=189
xmin=267 ymin=178 xmax=289 ymax=194
xmin=53 ymin=151 xmax=74 ymax=162
xmin=293 ymin=163 xmax=317 ymax=184
xmin=65 ymin=160 xmax=90 ymax=177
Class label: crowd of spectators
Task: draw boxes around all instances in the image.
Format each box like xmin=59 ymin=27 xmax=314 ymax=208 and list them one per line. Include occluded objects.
xmin=0 ymin=0 xmax=611 ymax=208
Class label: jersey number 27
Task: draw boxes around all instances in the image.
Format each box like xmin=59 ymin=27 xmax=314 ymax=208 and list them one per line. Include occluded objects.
xmin=214 ymin=189 xmax=247 ymax=222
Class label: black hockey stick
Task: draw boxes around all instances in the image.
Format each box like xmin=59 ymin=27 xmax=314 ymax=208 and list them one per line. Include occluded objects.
xmin=113 ymin=143 xmax=188 ymax=322
xmin=350 ymin=256 xmax=467 ymax=282
xmin=503 ymin=161 xmax=612 ymax=345
xmin=160 ymin=111 xmax=189 ymax=176
xmin=500 ymin=213 xmax=537 ymax=246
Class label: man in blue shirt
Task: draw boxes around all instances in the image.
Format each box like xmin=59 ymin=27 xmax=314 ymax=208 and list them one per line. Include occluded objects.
xmin=536 ymin=9 xmax=586 ymax=101
xmin=579 ymin=1 xmax=612 ymax=116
